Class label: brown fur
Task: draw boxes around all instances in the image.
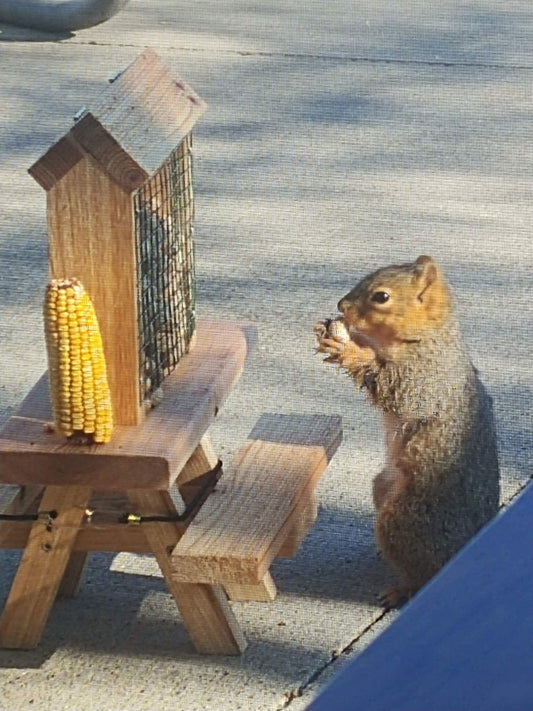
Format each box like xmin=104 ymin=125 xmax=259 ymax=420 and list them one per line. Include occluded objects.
xmin=316 ymin=255 xmax=500 ymax=606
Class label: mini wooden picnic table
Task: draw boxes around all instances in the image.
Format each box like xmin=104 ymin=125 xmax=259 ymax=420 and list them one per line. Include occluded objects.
xmin=0 ymin=319 xmax=342 ymax=654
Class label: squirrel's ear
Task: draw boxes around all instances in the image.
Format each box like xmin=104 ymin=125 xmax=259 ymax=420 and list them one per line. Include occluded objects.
xmin=413 ymin=255 xmax=439 ymax=299
xmin=414 ymin=255 xmax=438 ymax=285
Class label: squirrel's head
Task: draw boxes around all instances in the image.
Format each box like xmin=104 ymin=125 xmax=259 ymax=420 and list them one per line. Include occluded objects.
xmin=337 ymin=255 xmax=453 ymax=346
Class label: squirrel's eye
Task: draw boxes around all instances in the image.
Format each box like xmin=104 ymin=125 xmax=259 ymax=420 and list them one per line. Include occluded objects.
xmin=371 ymin=291 xmax=390 ymax=304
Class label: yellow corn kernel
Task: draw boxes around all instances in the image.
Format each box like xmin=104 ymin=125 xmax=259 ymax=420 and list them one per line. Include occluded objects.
xmin=43 ymin=278 xmax=113 ymax=444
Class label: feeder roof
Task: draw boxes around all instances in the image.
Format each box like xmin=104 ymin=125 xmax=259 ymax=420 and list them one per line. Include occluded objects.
xmin=29 ymin=48 xmax=207 ymax=193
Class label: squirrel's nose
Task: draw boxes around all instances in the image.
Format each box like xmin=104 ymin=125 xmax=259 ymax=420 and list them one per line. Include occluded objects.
xmin=337 ymin=298 xmax=349 ymax=314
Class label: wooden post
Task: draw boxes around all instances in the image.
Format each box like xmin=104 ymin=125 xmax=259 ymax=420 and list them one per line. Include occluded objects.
xmin=127 ymin=489 xmax=247 ymax=655
xmin=47 ymin=156 xmax=141 ymax=425
xmin=57 ymin=552 xmax=89 ymax=597
xmin=177 ymin=435 xmax=220 ymax=493
xmin=0 ymin=485 xmax=92 ymax=649
xmin=224 ymin=572 xmax=278 ymax=603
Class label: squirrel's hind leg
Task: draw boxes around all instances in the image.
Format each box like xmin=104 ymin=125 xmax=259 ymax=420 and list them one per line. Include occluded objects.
xmin=377 ymin=584 xmax=413 ymax=610
xmin=372 ymin=466 xmax=404 ymax=509
xmin=374 ymin=496 xmax=437 ymax=606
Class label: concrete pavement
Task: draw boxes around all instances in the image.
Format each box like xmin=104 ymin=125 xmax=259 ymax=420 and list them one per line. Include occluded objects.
xmin=0 ymin=2 xmax=531 ymax=709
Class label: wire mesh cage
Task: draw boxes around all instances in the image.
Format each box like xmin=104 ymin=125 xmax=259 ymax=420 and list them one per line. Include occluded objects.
xmin=134 ymin=132 xmax=196 ymax=404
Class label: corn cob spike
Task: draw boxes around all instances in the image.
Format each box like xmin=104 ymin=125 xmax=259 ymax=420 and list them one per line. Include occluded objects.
xmin=43 ymin=278 xmax=113 ymax=444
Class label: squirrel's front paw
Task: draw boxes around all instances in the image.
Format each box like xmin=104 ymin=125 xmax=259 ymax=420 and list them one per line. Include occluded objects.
xmin=315 ymin=335 xmax=347 ymax=364
xmin=314 ymin=319 xmax=374 ymax=370
xmin=316 ymin=337 xmax=365 ymax=371
xmin=314 ymin=318 xmax=349 ymax=363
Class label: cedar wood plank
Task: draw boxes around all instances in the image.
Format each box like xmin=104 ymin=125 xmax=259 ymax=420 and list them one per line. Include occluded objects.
xmin=171 ymin=414 xmax=342 ymax=584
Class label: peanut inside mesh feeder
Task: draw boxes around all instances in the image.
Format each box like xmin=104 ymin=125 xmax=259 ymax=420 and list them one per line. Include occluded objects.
xmin=29 ymin=48 xmax=207 ymax=432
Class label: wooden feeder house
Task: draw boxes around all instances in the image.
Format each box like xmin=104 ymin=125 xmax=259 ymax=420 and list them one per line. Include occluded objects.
xmin=28 ymin=48 xmax=207 ymax=427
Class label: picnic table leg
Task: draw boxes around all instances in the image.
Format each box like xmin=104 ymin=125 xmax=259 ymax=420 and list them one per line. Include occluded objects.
xmin=0 ymin=485 xmax=92 ymax=649
xmin=177 ymin=434 xmax=220 ymax=491
xmin=219 ymin=497 xmax=318 ymax=602
xmin=58 ymin=551 xmax=90 ymax=597
xmin=224 ymin=571 xmax=277 ymax=602
xmin=0 ymin=484 xmax=44 ymax=548
xmin=278 ymin=496 xmax=318 ymax=558
xmin=127 ymin=489 xmax=247 ymax=655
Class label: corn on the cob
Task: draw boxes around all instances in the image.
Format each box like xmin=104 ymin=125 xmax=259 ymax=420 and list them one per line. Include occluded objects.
xmin=44 ymin=278 xmax=113 ymax=443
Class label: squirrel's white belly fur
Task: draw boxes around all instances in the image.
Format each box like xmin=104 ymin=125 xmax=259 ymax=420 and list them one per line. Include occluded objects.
xmin=372 ymin=412 xmax=403 ymax=509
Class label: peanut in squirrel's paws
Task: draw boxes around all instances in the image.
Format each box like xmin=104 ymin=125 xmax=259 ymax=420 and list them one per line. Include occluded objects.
xmin=314 ymin=318 xmax=350 ymax=363
xmin=315 ymin=318 xmax=350 ymax=342
xmin=314 ymin=318 xmax=374 ymax=370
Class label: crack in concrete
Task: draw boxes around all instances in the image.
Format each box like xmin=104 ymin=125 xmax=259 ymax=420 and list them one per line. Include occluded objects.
xmin=69 ymin=40 xmax=533 ymax=71
xmin=501 ymin=477 xmax=533 ymax=508
xmin=278 ymin=609 xmax=390 ymax=709
xmin=276 ymin=482 xmax=533 ymax=709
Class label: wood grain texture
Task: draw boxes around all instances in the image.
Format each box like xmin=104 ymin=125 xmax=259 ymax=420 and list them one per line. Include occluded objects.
xmin=57 ymin=551 xmax=89 ymax=597
xmin=278 ymin=496 xmax=318 ymax=558
xmin=224 ymin=571 xmax=278 ymax=602
xmin=0 ymin=484 xmax=43 ymax=516
xmin=0 ymin=485 xmax=92 ymax=649
xmin=171 ymin=583 xmax=247 ymax=655
xmin=1 ymin=488 xmax=153 ymax=552
xmin=47 ymin=154 xmax=140 ymax=425
xmin=0 ymin=484 xmax=44 ymax=548
xmin=29 ymin=48 xmax=208 ymax=426
xmin=28 ymin=49 xmax=206 ymax=192
xmin=0 ymin=521 xmax=151 ymax=553
xmin=0 ymin=320 xmax=256 ymax=490
xmin=171 ymin=414 xmax=342 ymax=585
xmin=70 ymin=113 xmax=148 ymax=193
xmin=90 ymin=47 xmax=207 ymax=176
xmin=28 ymin=134 xmax=85 ymax=191
xmin=177 ymin=435 xmax=219 ymax=489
